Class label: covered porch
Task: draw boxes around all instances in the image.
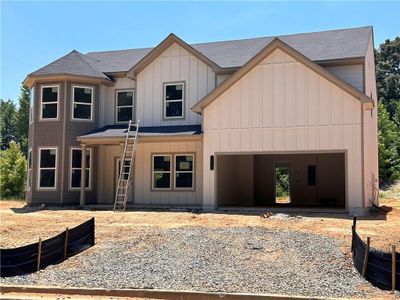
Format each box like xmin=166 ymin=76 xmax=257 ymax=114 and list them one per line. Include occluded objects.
xmin=76 ymin=124 xmax=203 ymax=207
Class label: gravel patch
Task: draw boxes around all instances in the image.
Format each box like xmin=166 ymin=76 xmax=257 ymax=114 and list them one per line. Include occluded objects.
xmin=1 ymin=227 xmax=370 ymax=297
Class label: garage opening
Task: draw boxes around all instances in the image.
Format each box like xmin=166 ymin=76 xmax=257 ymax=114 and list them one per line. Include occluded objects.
xmin=216 ymin=153 xmax=345 ymax=209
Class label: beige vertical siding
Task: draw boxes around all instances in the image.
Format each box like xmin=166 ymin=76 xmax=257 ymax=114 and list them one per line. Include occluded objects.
xmin=100 ymin=77 xmax=136 ymax=126
xmin=136 ymin=43 xmax=215 ymax=127
xmin=96 ymin=140 xmax=203 ymax=205
xmin=203 ymin=48 xmax=364 ymax=212
xmin=134 ymin=140 xmax=203 ymax=205
xmin=325 ymin=64 xmax=364 ymax=92
xmin=363 ymin=36 xmax=379 ymax=207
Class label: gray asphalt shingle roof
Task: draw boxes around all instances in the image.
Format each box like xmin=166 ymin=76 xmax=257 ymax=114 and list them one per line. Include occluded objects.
xmin=79 ymin=125 xmax=202 ymax=139
xmin=85 ymin=26 xmax=372 ymax=73
xmin=28 ymin=50 xmax=111 ymax=80
xmin=29 ymin=26 xmax=372 ymax=78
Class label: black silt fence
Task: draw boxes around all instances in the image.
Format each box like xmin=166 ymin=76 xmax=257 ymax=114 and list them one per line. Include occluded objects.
xmin=1 ymin=217 xmax=95 ymax=277
xmin=352 ymin=217 xmax=399 ymax=291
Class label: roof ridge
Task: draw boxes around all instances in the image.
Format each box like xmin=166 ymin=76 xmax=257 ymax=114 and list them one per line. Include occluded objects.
xmin=27 ymin=50 xmax=76 ymax=76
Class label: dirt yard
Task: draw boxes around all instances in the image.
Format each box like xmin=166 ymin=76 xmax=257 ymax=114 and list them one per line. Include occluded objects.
xmin=1 ymin=194 xmax=399 ymax=298
xmin=1 ymin=199 xmax=399 ymax=251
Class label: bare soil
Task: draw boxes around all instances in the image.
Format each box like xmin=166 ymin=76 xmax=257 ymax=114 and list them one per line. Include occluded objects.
xmin=1 ymin=199 xmax=399 ymax=251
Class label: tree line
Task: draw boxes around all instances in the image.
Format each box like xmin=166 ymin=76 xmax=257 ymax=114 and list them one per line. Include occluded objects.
xmin=0 ymin=38 xmax=399 ymax=199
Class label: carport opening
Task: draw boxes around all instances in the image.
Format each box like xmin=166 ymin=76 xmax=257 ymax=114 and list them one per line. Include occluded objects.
xmin=216 ymin=153 xmax=345 ymax=209
xmin=275 ymin=163 xmax=291 ymax=204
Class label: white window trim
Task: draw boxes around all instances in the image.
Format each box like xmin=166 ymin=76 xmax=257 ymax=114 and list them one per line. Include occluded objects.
xmin=174 ymin=154 xmax=195 ymax=190
xmin=115 ymin=89 xmax=134 ymax=124
xmin=163 ymin=82 xmax=185 ymax=119
xmin=29 ymin=87 xmax=34 ymax=124
xmin=37 ymin=147 xmax=58 ymax=190
xmin=69 ymin=147 xmax=92 ymax=190
xmin=27 ymin=148 xmax=32 ymax=191
xmin=72 ymin=85 xmax=94 ymax=121
xmin=152 ymin=154 xmax=172 ymax=190
xmin=39 ymin=85 xmax=59 ymax=121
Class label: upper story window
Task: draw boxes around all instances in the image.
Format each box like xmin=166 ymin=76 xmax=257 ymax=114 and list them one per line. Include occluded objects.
xmin=29 ymin=87 xmax=34 ymax=124
xmin=72 ymin=86 xmax=93 ymax=121
xmin=38 ymin=147 xmax=57 ymax=190
xmin=40 ymin=86 xmax=59 ymax=120
xmin=164 ymin=82 xmax=184 ymax=119
xmin=116 ymin=90 xmax=134 ymax=123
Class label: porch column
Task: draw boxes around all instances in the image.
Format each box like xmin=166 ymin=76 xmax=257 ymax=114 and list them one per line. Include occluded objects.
xmin=80 ymin=143 xmax=87 ymax=207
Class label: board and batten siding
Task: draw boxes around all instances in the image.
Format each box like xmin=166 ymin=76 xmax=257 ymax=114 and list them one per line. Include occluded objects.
xmin=99 ymin=77 xmax=136 ymax=127
xmin=136 ymin=42 xmax=215 ymax=127
xmin=134 ymin=140 xmax=203 ymax=206
xmin=97 ymin=140 xmax=202 ymax=205
xmin=202 ymin=48 xmax=364 ymax=213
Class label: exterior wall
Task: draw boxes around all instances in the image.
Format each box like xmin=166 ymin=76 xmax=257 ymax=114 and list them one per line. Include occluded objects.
xmin=363 ymin=36 xmax=379 ymax=207
xmin=28 ymin=80 xmax=100 ymax=205
xmin=216 ymin=74 xmax=231 ymax=86
xmin=202 ymin=48 xmax=364 ymax=213
xmin=100 ymin=77 xmax=136 ymax=127
xmin=325 ymin=64 xmax=364 ymax=92
xmin=136 ymin=42 xmax=215 ymax=127
xmin=96 ymin=139 xmax=203 ymax=206
xmin=134 ymin=140 xmax=203 ymax=206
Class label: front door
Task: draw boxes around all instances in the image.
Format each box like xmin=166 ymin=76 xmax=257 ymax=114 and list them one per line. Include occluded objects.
xmin=114 ymin=157 xmax=133 ymax=203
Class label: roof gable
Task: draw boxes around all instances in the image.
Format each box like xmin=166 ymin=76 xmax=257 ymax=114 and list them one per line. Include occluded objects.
xmin=126 ymin=33 xmax=223 ymax=78
xmin=192 ymin=38 xmax=373 ymax=113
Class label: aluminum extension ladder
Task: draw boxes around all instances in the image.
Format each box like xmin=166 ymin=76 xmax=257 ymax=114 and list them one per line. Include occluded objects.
xmin=113 ymin=120 xmax=139 ymax=211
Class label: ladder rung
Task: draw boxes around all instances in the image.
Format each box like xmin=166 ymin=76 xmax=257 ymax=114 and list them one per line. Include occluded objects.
xmin=117 ymin=194 xmax=126 ymax=196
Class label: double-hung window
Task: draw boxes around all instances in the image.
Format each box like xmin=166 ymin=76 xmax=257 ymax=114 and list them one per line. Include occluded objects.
xmin=72 ymin=86 xmax=93 ymax=120
xmin=70 ymin=148 xmax=91 ymax=189
xmin=174 ymin=154 xmax=194 ymax=189
xmin=164 ymin=82 xmax=184 ymax=119
xmin=29 ymin=87 xmax=34 ymax=124
xmin=27 ymin=149 xmax=32 ymax=190
xmin=116 ymin=90 xmax=134 ymax=123
xmin=38 ymin=147 xmax=57 ymax=189
xmin=40 ymin=86 xmax=58 ymax=120
xmin=152 ymin=154 xmax=195 ymax=190
xmin=152 ymin=155 xmax=172 ymax=189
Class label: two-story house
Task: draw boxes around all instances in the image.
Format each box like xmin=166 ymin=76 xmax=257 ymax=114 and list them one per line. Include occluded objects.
xmin=24 ymin=26 xmax=378 ymax=215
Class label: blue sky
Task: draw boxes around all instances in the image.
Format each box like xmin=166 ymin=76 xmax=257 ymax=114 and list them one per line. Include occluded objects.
xmin=1 ymin=1 xmax=399 ymax=103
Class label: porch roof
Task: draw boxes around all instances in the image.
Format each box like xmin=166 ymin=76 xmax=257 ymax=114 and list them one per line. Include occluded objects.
xmin=77 ymin=124 xmax=202 ymax=144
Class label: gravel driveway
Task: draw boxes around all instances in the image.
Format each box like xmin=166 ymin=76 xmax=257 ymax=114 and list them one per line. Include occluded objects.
xmin=1 ymin=227 xmax=370 ymax=298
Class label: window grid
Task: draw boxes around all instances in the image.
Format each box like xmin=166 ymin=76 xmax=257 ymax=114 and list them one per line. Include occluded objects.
xmin=115 ymin=90 xmax=134 ymax=123
xmin=151 ymin=154 xmax=195 ymax=191
xmin=152 ymin=154 xmax=172 ymax=190
xmin=40 ymin=85 xmax=59 ymax=120
xmin=72 ymin=86 xmax=93 ymax=121
xmin=163 ymin=82 xmax=184 ymax=119
xmin=37 ymin=147 xmax=57 ymax=190
xmin=174 ymin=154 xmax=194 ymax=190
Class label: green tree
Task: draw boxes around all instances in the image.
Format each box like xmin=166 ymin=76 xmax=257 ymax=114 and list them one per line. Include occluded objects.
xmin=16 ymin=86 xmax=30 ymax=155
xmin=377 ymin=102 xmax=400 ymax=183
xmin=0 ymin=99 xmax=17 ymax=151
xmin=0 ymin=141 xmax=27 ymax=198
xmin=376 ymin=37 xmax=400 ymax=119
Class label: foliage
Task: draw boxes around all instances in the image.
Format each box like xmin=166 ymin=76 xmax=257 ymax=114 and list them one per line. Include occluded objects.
xmin=0 ymin=99 xmax=17 ymax=151
xmin=376 ymin=37 xmax=400 ymax=119
xmin=0 ymin=141 xmax=27 ymax=199
xmin=0 ymin=86 xmax=30 ymax=155
xmin=376 ymin=37 xmax=400 ymax=184
xmin=377 ymin=102 xmax=400 ymax=183
xmin=275 ymin=168 xmax=290 ymax=198
xmin=16 ymin=86 xmax=30 ymax=155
